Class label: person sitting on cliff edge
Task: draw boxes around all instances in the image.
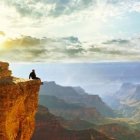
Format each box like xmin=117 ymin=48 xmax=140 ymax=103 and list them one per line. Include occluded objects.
xmin=29 ymin=69 xmax=40 ymax=80
xmin=29 ymin=69 xmax=43 ymax=85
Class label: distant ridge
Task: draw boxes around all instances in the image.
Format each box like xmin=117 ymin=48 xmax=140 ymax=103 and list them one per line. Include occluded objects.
xmin=103 ymin=83 xmax=140 ymax=120
xmin=39 ymin=95 xmax=103 ymax=122
xmin=40 ymin=81 xmax=115 ymax=117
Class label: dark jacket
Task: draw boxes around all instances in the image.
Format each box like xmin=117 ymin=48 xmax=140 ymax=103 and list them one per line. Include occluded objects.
xmin=29 ymin=71 xmax=36 ymax=79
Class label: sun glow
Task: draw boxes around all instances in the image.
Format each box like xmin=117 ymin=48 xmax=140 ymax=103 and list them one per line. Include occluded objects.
xmin=0 ymin=36 xmax=7 ymax=50
xmin=0 ymin=36 xmax=6 ymax=43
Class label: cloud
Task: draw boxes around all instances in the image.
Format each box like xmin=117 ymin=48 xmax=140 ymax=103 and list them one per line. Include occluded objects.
xmin=62 ymin=36 xmax=81 ymax=44
xmin=0 ymin=36 xmax=46 ymax=61
xmin=0 ymin=0 xmax=140 ymax=42
xmin=0 ymin=35 xmax=140 ymax=62
xmin=0 ymin=31 xmax=5 ymax=36
xmin=2 ymin=0 xmax=140 ymax=19
xmin=0 ymin=1 xmax=139 ymax=63
xmin=103 ymin=39 xmax=130 ymax=45
xmin=1 ymin=0 xmax=96 ymax=18
xmin=0 ymin=35 xmax=84 ymax=62
xmin=48 ymin=0 xmax=95 ymax=17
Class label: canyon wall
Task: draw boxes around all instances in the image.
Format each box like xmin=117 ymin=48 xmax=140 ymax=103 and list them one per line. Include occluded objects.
xmin=0 ymin=62 xmax=41 ymax=140
xmin=32 ymin=105 xmax=115 ymax=140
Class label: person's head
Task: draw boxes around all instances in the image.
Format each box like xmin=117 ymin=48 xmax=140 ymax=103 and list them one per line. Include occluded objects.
xmin=32 ymin=69 xmax=35 ymax=72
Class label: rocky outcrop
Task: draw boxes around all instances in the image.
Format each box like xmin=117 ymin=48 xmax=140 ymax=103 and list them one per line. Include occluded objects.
xmin=32 ymin=105 xmax=115 ymax=140
xmin=0 ymin=62 xmax=12 ymax=78
xmin=0 ymin=62 xmax=41 ymax=140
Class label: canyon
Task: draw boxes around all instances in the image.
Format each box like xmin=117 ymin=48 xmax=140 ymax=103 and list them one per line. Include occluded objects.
xmin=32 ymin=105 xmax=115 ymax=140
xmin=1 ymin=61 xmax=140 ymax=140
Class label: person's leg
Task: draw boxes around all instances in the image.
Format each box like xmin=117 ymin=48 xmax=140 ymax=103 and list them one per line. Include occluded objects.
xmin=35 ymin=77 xmax=43 ymax=85
xmin=35 ymin=77 xmax=40 ymax=80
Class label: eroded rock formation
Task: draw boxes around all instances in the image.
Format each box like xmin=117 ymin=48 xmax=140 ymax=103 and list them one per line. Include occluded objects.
xmin=0 ymin=62 xmax=41 ymax=140
xmin=32 ymin=105 xmax=115 ymax=140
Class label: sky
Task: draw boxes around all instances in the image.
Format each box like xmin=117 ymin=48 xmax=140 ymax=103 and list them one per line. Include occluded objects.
xmin=0 ymin=0 xmax=140 ymax=62
xmin=10 ymin=62 xmax=140 ymax=96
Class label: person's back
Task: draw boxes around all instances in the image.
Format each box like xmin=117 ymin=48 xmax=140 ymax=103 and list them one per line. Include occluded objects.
xmin=29 ymin=70 xmax=39 ymax=79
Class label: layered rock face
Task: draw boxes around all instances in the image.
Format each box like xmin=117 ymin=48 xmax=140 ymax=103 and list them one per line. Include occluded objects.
xmin=0 ymin=62 xmax=41 ymax=140
xmin=32 ymin=105 xmax=115 ymax=140
xmin=39 ymin=95 xmax=103 ymax=122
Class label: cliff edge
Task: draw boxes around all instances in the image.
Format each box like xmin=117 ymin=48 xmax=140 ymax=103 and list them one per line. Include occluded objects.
xmin=0 ymin=62 xmax=41 ymax=140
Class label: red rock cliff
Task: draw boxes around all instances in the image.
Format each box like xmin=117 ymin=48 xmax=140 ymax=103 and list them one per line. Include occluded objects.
xmin=32 ymin=105 xmax=115 ymax=140
xmin=0 ymin=62 xmax=41 ymax=140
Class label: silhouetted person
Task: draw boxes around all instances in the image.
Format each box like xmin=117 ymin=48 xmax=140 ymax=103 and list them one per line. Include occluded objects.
xmin=29 ymin=69 xmax=40 ymax=80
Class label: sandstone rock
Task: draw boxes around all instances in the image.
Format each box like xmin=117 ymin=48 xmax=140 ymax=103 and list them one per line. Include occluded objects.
xmin=0 ymin=62 xmax=11 ymax=78
xmin=0 ymin=62 xmax=9 ymax=69
xmin=0 ymin=61 xmax=41 ymax=140
xmin=32 ymin=105 xmax=115 ymax=140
